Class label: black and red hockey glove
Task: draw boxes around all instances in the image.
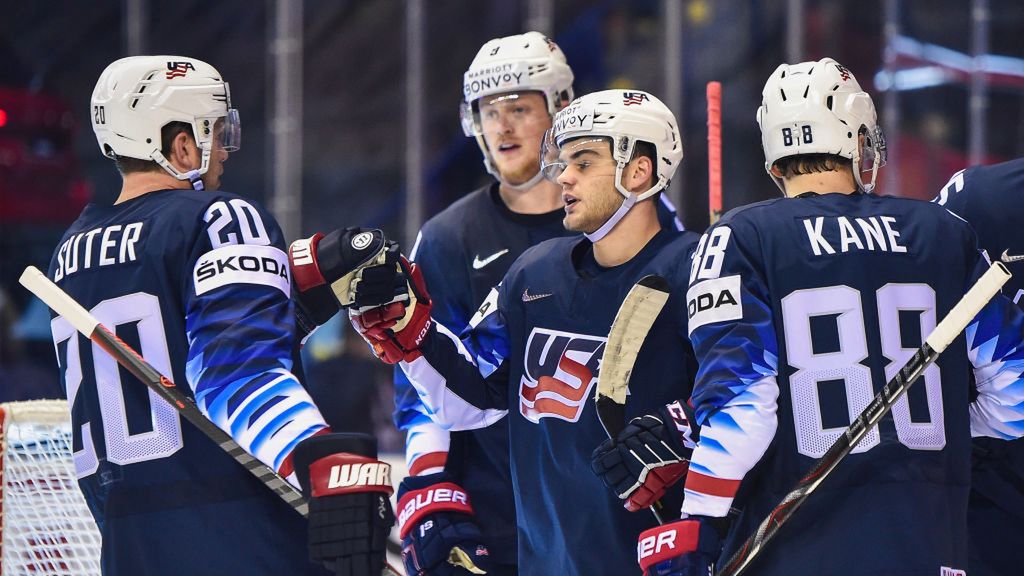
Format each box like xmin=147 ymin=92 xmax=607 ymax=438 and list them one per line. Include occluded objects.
xmin=397 ymin=472 xmax=492 ymax=576
xmin=349 ymin=257 xmax=433 ymax=364
xmin=289 ymin=228 xmax=408 ymax=338
xmin=592 ymin=400 xmax=697 ymax=512
xmin=292 ymin=433 xmax=396 ymax=576
xmin=637 ymin=516 xmax=725 ymax=576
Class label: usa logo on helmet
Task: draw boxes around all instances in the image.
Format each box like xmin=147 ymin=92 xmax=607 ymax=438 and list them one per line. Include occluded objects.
xmin=519 ymin=328 xmax=605 ymax=423
xmin=166 ymin=61 xmax=196 ymax=79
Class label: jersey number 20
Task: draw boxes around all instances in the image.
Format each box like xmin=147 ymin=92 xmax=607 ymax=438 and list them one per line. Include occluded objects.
xmin=51 ymin=292 xmax=183 ymax=478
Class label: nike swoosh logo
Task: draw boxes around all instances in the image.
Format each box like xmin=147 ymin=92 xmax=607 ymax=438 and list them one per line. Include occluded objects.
xmin=1001 ymin=249 xmax=1024 ymax=263
xmin=522 ymin=288 xmax=553 ymax=302
xmin=472 ymin=249 xmax=509 ymax=270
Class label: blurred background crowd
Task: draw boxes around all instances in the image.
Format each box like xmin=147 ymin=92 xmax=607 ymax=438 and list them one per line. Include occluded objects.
xmin=2 ymin=0 xmax=1023 ymax=453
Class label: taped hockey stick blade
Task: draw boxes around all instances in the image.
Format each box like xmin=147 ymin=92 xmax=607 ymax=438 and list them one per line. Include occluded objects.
xmin=595 ymin=274 xmax=671 ymax=437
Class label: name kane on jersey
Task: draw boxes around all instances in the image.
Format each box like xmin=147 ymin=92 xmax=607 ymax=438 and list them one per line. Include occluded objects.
xmin=802 ymin=215 xmax=908 ymax=256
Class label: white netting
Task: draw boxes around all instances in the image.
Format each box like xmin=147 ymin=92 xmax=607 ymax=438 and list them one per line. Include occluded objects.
xmin=1 ymin=400 xmax=101 ymax=575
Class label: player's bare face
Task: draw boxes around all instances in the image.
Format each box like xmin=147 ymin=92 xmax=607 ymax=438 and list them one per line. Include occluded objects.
xmin=479 ymin=92 xmax=551 ymax=185
xmin=555 ymin=138 xmax=623 ymax=233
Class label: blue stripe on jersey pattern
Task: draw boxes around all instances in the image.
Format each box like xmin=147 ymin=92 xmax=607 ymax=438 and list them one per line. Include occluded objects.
xmin=247 ymin=395 xmax=287 ymax=427
xmin=690 ymin=293 xmax=779 ymax=426
xmin=464 ymin=299 xmax=511 ymax=379
xmin=185 ymin=283 xmax=326 ymax=473
xmin=966 ymin=288 xmax=1024 ymax=438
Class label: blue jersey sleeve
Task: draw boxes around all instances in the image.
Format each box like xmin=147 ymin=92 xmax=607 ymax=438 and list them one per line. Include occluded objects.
xmin=183 ymin=196 xmax=326 ymax=478
xmin=682 ymin=218 xmax=781 ymax=518
xmin=965 ymin=253 xmax=1024 ymax=440
xmin=399 ymin=283 xmax=512 ymax=431
xmin=394 ymin=226 xmax=470 ymax=473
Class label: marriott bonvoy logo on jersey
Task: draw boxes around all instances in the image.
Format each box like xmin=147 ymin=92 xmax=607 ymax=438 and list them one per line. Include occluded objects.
xmin=519 ymin=328 xmax=606 ymax=423
xmin=686 ymin=275 xmax=742 ymax=334
xmin=193 ymin=244 xmax=290 ymax=297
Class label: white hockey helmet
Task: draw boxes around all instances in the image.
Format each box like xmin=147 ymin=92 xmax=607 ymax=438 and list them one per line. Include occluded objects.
xmin=756 ymin=57 xmax=886 ymax=193
xmin=460 ymin=31 xmax=574 ymax=187
xmin=91 ymin=55 xmax=240 ymax=189
xmin=540 ymin=89 xmax=683 ymax=241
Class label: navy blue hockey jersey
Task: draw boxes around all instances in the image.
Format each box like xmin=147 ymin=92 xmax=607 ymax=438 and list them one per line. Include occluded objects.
xmin=684 ymin=192 xmax=1024 ymax=576
xmin=47 ymin=189 xmax=329 ymax=575
xmin=394 ymin=184 xmax=570 ymax=566
xmin=393 ymin=184 xmax=685 ymax=567
xmin=397 ymin=228 xmax=698 ymax=576
xmin=935 ymin=158 xmax=1024 ymax=576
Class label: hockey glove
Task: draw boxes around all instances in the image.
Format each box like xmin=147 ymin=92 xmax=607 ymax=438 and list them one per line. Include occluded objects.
xmin=292 ymin=433 xmax=396 ymax=576
xmin=592 ymin=401 xmax=697 ymax=512
xmin=289 ymin=228 xmax=407 ymax=338
xmin=637 ymin=517 xmax=725 ymax=576
xmin=397 ymin=472 xmax=492 ymax=576
xmin=349 ymin=257 xmax=433 ymax=364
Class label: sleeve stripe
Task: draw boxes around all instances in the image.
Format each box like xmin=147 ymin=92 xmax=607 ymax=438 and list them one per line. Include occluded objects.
xmin=247 ymin=394 xmax=287 ymax=426
xmin=409 ymin=451 xmax=448 ymax=476
xmin=683 ymin=469 xmax=741 ymax=498
xmin=227 ymin=371 xmax=280 ymax=413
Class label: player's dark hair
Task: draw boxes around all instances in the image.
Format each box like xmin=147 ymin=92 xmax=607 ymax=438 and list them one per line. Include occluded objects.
xmin=114 ymin=121 xmax=194 ymax=175
xmin=773 ymin=153 xmax=852 ymax=179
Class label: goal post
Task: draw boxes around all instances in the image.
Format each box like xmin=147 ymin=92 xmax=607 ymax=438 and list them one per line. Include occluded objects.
xmin=0 ymin=399 xmax=101 ymax=576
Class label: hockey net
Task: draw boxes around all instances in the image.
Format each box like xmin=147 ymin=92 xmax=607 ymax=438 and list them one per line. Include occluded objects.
xmin=0 ymin=400 xmax=101 ymax=575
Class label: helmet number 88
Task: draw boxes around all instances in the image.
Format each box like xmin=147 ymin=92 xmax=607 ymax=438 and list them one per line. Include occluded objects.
xmin=782 ymin=125 xmax=813 ymax=146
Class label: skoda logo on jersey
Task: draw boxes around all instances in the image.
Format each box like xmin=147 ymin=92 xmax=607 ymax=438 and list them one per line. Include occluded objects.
xmin=351 ymin=232 xmax=374 ymax=250
xmin=519 ymin=328 xmax=606 ymax=423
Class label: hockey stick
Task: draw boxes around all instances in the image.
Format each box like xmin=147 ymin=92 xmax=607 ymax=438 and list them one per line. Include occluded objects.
xmin=19 ymin=266 xmax=309 ymax=516
xmin=21 ymin=266 xmax=406 ymax=576
xmin=595 ymin=274 xmax=672 ymax=524
xmin=707 ymin=81 xmax=723 ymax=226
xmin=716 ymin=261 xmax=1012 ymax=576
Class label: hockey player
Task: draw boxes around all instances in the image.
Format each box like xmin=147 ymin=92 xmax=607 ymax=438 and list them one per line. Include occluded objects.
xmin=624 ymin=58 xmax=1024 ymax=576
xmin=392 ymin=32 xmax=684 ymax=575
xmin=47 ymin=55 xmax=397 ymax=576
xmin=353 ymin=89 xmax=698 ymax=576
xmin=934 ymin=159 xmax=1024 ymax=576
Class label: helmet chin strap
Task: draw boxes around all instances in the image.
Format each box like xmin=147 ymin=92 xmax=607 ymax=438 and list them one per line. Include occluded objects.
xmin=585 ymin=194 xmax=636 ymax=242
xmin=501 ymin=169 xmax=546 ymax=191
xmin=152 ymin=146 xmax=210 ymax=191
xmin=585 ymin=162 xmax=667 ymax=242
xmin=852 ymin=152 xmax=879 ymax=193
xmin=185 ymin=170 xmax=205 ymax=191
xmin=478 ymin=134 xmax=548 ymax=192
